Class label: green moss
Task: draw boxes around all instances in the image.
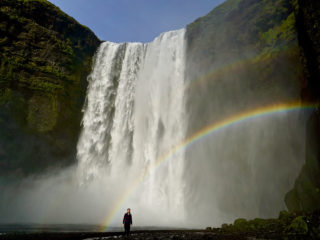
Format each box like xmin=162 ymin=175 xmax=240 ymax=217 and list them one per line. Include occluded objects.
xmin=217 ymin=211 xmax=320 ymax=238
xmin=221 ymin=223 xmax=233 ymax=231
xmin=27 ymin=94 xmax=59 ymax=132
xmin=279 ymin=210 xmax=291 ymax=222
xmin=233 ymin=218 xmax=248 ymax=231
xmin=0 ymin=0 xmax=100 ymax=175
xmin=250 ymin=218 xmax=267 ymax=231
xmin=291 ymin=0 xmax=299 ymax=12
xmin=0 ymin=88 xmax=28 ymax=127
xmin=259 ymin=12 xmax=296 ymax=49
xmin=286 ymin=216 xmax=308 ymax=235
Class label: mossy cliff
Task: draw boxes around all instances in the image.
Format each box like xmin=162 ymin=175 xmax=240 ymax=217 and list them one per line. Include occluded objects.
xmin=185 ymin=0 xmax=320 ymax=217
xmin=185 ymin=0 xmax=301 ymax=132
xmin=184 ymin=0 xmax=304 ymax=219
xmin=0 ymin=0 xmax=100 ymax=176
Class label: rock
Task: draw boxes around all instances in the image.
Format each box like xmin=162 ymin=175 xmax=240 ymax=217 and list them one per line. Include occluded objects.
xmin=285 ymin=111 xmax=320 ymax=212
xmin=285 ymin=0 xmax=320 ymax=213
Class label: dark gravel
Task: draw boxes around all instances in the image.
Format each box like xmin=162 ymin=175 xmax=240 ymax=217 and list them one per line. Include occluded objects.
xmin=0 ymin=230 xmax=258 ymax=240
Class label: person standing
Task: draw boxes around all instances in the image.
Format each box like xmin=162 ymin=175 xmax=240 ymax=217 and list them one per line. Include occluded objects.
xmin=123 ymin=208 xmax=132 ymax=236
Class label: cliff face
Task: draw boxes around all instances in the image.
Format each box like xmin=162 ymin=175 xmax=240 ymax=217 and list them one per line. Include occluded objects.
xmin=185 ymin=0 xmax=320 ymax=213
xmin=184 ymin=0 xmax=320 ymax=217
xmin=0 ymin=0 xmax=100 ymax=176
xmin=285 ymin=0 xmax=320 ymax=212
xmin=185 ymin=0 xmax=301 ymax=133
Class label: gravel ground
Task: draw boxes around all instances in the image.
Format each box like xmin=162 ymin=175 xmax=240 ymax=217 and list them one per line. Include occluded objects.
xmin=0 ymin=230 xmax=261 ymax=240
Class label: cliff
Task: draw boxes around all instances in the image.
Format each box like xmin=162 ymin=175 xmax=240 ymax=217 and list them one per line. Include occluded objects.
xmin=185 ymin=0 xmax=301 ymax=131
xmin=185 ymin=0 xmax=320 ymax=214
xmin=0 ymin=0 xmax=100 ymax=176
xmin=184 ymin=0 xmax=305 ymax=219
xmin=285 ymin=0 xmax=320 ymax=212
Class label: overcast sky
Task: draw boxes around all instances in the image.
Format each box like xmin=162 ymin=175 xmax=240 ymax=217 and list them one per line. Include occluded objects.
xmin=47 ymin=0 xmax=225 ymax=43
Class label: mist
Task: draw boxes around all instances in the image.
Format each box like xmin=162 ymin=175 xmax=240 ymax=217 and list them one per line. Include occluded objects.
xmin=0 ymin=166 xmax=184 ymax=227
xmin=0 ymin=105 xmax=310 ymax=228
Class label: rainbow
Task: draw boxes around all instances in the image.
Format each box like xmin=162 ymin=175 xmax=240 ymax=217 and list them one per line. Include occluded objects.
xmin=100 ymin=101 xmax=316 ymax=231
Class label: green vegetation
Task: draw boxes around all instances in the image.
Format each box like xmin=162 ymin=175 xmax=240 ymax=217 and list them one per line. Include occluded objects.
xmin=259 ymin=12 xmax=296 ymax=51
xmin=184 ymin=0 xmax=302 ymax=139
xmin=187 ymin=0 xmax=320 ymax=237
xmin=207 ymin=210 xmax=320 ymax=239
xmin=186 ymin=0 xmax=320 ymax=217
xmin=286 ymin=216 xmax=308 ymax=235
xmin=0 ymin=0 xmax=100 ymax=176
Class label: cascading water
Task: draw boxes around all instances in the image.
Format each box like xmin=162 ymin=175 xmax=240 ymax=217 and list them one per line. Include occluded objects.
xmin=76 ymin=27 xmax=308 ymax=228
xmin=77 ymin=29 xmax=187 ymax=226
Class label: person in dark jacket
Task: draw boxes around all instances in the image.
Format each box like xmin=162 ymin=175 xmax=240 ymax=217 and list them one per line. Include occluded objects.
xmin=123 ymin=208 xmax=132 ymax=236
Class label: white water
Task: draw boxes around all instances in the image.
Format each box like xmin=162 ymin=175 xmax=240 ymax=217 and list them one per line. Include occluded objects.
xmin=0 ymin=27 xmax=309 ymax=228
xmin=77 ymin=29 xmax=187 ymax=226
xmin=74 ymin=27 xmax=307 ymax=228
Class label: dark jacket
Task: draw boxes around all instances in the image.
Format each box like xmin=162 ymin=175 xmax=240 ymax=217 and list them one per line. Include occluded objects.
xmin=123 ymin=213 xmax=132 ymax=224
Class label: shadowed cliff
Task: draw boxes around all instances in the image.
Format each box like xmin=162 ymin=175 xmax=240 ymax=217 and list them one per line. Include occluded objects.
xmin=184 ymin=0 xmax=307 ymax=223
xmin=184 ymin=0 xmax=320 ymax=221
xmin=285 ymin=0 xmax=320 ymax=212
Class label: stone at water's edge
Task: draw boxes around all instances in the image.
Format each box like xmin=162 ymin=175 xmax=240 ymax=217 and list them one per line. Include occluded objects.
xmin=216 ymin=210 xmax=320 ymax=239
xmin=0 ymin=0 xmax=100 ymax=176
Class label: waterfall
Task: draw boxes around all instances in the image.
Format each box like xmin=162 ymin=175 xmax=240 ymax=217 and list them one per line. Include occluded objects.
xmin=77 ymin=29 xmax=187 ymax=225
xmin=76 ymin=27 xmax=307 ymax=228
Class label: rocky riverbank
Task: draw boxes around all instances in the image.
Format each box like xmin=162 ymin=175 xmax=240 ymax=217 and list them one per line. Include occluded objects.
xmin=1 ymin=210 xmax=319 ymax=240
xmin=0 ymin=230 xmax=272 ymax=240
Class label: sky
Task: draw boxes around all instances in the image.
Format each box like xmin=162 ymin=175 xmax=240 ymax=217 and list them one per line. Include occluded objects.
xmin=47 ymin=0 xmax=225 ymax=43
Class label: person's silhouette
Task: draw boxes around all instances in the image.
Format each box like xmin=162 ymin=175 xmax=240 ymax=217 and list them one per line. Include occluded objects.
xmin=123 ymin=208 xmax=132 ymax=236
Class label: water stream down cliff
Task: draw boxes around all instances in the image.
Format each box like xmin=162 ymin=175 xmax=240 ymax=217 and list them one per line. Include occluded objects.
xmin=77 ymin=29 xmax=187 ymax=225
